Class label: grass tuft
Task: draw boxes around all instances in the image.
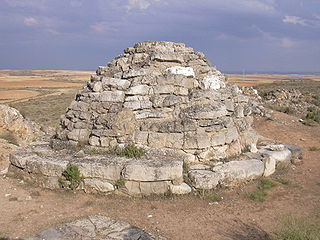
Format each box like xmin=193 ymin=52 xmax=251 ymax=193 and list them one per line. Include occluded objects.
xmin=197 ymin=189 xmax=222 ymax=202
xmin=309 ymin=146 xmax=320 ymax=152
xmin=272 ymin=216 xmax=320 ymax=240
xmin=60 ymin=165 xmax=83 ymax=190
xmin=118 ymin=144 xmax=145 ymax=158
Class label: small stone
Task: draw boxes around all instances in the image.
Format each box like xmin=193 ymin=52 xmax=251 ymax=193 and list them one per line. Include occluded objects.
xmin=26 ymin=196 xmax=32 ymax=201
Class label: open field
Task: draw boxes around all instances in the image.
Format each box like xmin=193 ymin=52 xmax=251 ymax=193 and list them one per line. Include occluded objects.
xmin=228 ymin=73 xmax=320 ymax=87
xmin=0 ymin=70 xmax=319 ymax=239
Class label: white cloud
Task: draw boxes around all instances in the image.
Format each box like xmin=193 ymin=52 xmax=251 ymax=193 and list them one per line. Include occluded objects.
xmin=126 ymin=0 xmax=163 ymax=11
xmin=90 ymin=22 xmax=117 ymax=33
xmin=281 ymin=38 xmax=297 ymax=48
xmin=24 ymin=17 xmax=38 ymax=26
xmin=283 ymin=15 xmax=306 ymax=25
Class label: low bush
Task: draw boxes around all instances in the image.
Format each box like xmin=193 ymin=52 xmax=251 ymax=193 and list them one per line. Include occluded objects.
xmin=60 ymin=165 xmax=83 ymax=190
xmin=118 ymin=144 xmax=145 ymax=158
xmin=272 ymin=216 xmax=320 ymax=240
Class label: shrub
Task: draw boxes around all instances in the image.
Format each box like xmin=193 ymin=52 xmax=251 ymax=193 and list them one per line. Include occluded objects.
xmin=249 ymin=189 xmax=268 ymax=202
xmin=197 ymin=189 xmax=222 ymax=202
xmin=114 ymin=178 xmax=126 ymax=189
xmin=260 ymin=178 xmax=277 ymax=190
xmin=60 ymin=165 xmax=83 ymax=190
xmin=309 ymin=146 xmax=320 ymax=152
xmin=118 ymin=144 xmax=145 ymax=158
xmin=272 ymin=216 xmax=320 ymax=240
xmin=305 ymin=107 xmax=320 ymax=123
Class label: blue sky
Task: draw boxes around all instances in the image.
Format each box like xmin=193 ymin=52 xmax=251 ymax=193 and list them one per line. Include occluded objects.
xmin=0 ymin=0 xmax=319 ymax=73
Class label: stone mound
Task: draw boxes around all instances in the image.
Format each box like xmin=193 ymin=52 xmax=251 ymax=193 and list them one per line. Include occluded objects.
xmin=54 ymin=41 xmax=259 ymax=162
xmin=8 ymin=41 xmax=303 ymax=196
xmin=26 ymin=215 xmax=165 ymax=240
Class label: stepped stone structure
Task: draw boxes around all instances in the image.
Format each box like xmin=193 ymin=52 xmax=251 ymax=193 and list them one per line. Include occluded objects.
xmin=54 ymin=41 xmax=258 ymax=162
xmin=8 ymin=41 xmax=302 ymax=196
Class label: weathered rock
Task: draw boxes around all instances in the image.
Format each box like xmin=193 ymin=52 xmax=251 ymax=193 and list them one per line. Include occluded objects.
xmin=84 ymin=178 xmax=115 ymax=192
xmin=26 ymin=215 xmax=162 ymax=240
xmin=169 ymin=182 xmax=192 ymax=194
xmin=212 ymin=160 xmax=264 ymax=186
xmin=263 ymin=155 xmax=276 ymax=177
xmin=123 ymin=158 xmax=183 ymax=182
xmin=188 ymin=170 xmax=223 ymax=189
xmin=0 ymin=104 xmax=43 ymax=146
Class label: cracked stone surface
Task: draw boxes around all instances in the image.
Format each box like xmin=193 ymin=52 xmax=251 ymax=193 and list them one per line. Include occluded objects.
xmin=26 ymin=215 xmax=165 ymax=240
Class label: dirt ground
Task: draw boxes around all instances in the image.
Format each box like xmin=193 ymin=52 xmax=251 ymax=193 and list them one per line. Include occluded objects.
xmin=0 ymin=111 xmax=319 ymax=240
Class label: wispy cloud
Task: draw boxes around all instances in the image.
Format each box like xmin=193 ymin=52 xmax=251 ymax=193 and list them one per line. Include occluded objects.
xmin=283 ymin=15 xmax=306 ymax=25
xmin=24 ymin=17 xmax=38 ymax=26
xmin=90 ymin=22 xmax=118 ymax=33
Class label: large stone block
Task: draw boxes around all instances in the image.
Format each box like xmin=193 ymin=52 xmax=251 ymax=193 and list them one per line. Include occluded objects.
xmin=169 ymin=182 xmax=192 ymax=194
xmin=188 ymin=170 xmax=223 ymax=189
xmin=99 ymin=91 xmax=125 ymax=102
xmin=122 ymin=158 xmax=183 ymax=182
xmin=212 ymin=160 xmax=264 ymax=186
xmin=74 ymin=158 xmax=126 ymax=181
xmin=101 ymin=77 xmax=130 ymax=90
xmin=84 ymin=178 xmax=115 ymax=192
xmin=181 ymin=103 xmax=228 ymax=120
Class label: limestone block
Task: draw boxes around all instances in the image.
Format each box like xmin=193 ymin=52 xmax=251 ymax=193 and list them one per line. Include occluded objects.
xmin=210 ymin=145 xmax=228 ymax=160
xmin=139 ymin=181 xmax=170 ymax=195
xmin=101 ymin=77 xmax=130 ymax=90
xmin=166 ymin=66 xmax=195 ymax=77
xmin=69 ymin=101 xmax=89 ymax=112
xmin=123 ymin=69 xmax=147 ymax=78
xmin=163 ymin=95 xmax=186 ymax=107
xmin=183 ymin=132 xmax=198 ymax=149
xmin=189 ymin=164 xmax=212 ymax=170
xmin=153 ymin=85 xmax=175 ymax=94
xmin=67 ymin=129 xmax=90 ymax=143
xmin=201 ymin=75 xmax=226 ymax=90
xmin=263 ymin=156 xmax=276 ymax=177
xmin=196 ymin=129 xmax=211 ymax=149
xmin=89 ymin=136 xmax=100 ymax=146
xmin=134 ymin=109 xmax=171 ymax=119
xmin=181 ymin=103 xmax=228 ymax=120
xmin=211 ymin=131 xmax=226 ymax=146
xmin=224 ymin=100 xmax=234 ymax=112
xmin=284 ymin=144 xmax=303 ymax=165
xmin=92 ymin=81 xmax=103 ymax=92
xmin=75 ymin=159 xmax=125 ymax=180
xmin=134 ymin=131 xmax=149 ymax=145
xmin=225 ymin=127 xmax=239 ymax=144
xmin=99 ymin=91 xmax=125 ymax=102
xmin=151 ymin=52 xmax=184 ymax=63
xmin=261 ymin=148 xmax=292 ymax=165
xmin=123 ymin=159 xmax=183 ymax=182
xmin=26 ymin=156 xmax=69 ymax=177
xmin=188 ymin=170 xmax=223 ymax=189
xmin=10 ymin=150 xmax=34 ymax=169
xmin=100 ymin=137 xmax=110 ymax=147
xmin=84 ymin=178 xmax=115 ymax=192
xmin=235 ymin=106 xmax=244 ymax=118
xmin=127 ymin=85 xmax=151 ymax=95
xmin=165 ymin=133 xmax=184 ymax=149
xmin=169 ymin=182 xmax=192 ymax=194
xmin=212 ymin=160 xmax=264 ymax=186
xmin=125 ymin=181 xmax=141 ymax=195
xmin=148 ymin=132 xmax=166 ymax=148
xmin=174 ymin=86 xmax=189 ymax=95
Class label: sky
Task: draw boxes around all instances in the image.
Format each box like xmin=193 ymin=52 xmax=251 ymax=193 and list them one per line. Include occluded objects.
xmin=0 ymin=0 xmax=319 ymax=73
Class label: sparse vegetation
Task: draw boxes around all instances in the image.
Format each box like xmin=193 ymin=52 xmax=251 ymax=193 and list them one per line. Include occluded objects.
xmin=118 ymin=144 xmax=145 ymax=158
xmin=272 ymin=216 xmax=320 ymax=240
xmin=197 ymin=189 xmax=222 ymax=202
xmin=243 ymin=145 xmax=251 ymax=153
xmin=114 ymin=178 xmax=126 ymax=189
xmin=248 ymin=178 xmax=277 ymax=202
xmin=0 ymin=132 xmax=19 ymax=145
xmin=59 ymin=165 xmax=83 ymax=190
xmin=275 ymin=178 xmax=290 ymax=185
xmin=309 ymin=146 xmax=320 ymax=152
xmin=249 ymin=189 xmax=268 ymax=202
xmin=260 ymin=178 xmax=277 ymax=190
xmin=304 ymin=107 xmax=320 ymax=124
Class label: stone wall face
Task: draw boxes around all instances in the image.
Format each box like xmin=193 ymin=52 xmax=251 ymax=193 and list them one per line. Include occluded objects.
xmin=55 ymin=41 xmax=258 ymax=163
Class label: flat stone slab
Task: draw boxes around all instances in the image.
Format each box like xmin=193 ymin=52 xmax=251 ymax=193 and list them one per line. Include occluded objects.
xmin=26 ymin=215 xmax=165 ymax=240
